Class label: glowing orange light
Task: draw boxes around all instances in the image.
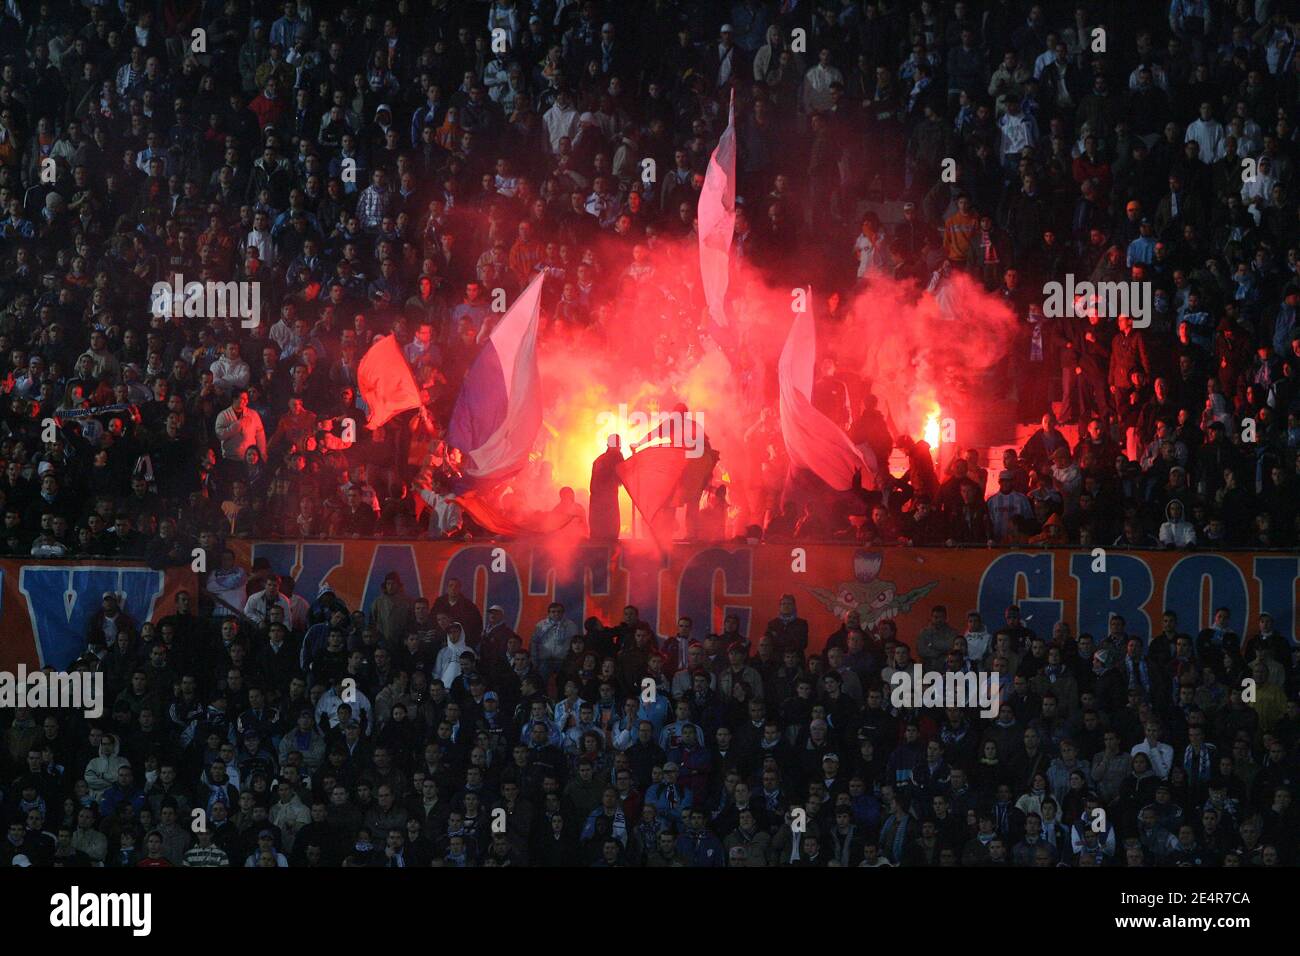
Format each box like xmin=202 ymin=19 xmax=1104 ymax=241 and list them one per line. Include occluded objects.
xmin=922 ymin=408 xmax=941 ymax=449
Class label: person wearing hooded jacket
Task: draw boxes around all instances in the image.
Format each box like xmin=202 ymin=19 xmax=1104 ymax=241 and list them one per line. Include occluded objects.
xmin=371 ymin=572 xmax=413 ymax=647
xmin=84 ymin=733 xmax=130 ymax=801
xmin=1157 ymin=498 xmax=1197 ymax=548
xmin=369 ymin=104 xmax=396 ymax=152
xmin=435 ymin=624 xmax=472 ymax=686
xmin=1091 ymin=646 xmax=1128 ymax=714
xmin=310 ymin=586 xmax=350 ymax=627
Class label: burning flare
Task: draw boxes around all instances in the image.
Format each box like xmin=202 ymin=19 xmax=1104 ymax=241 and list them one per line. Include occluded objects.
xmin=922 ymin=407 xmax=941 ymax=451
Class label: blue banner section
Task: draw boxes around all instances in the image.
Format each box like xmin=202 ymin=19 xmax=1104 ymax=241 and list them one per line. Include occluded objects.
xmin=16 ymin=566 xmax=171 ymax=668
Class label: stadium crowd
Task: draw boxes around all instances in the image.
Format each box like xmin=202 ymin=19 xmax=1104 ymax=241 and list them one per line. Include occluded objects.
xmin=3 ymin=583 xmax=1299 ymax=867
xmin=0 ymin=0 xmax=1296 ymax=550
xmin=0 ymin=0 xmax=1298 ymax=866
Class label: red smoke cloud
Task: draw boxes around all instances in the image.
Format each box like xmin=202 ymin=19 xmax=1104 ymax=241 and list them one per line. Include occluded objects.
xmin=460 ymin=222 xmax=1019 ymax=536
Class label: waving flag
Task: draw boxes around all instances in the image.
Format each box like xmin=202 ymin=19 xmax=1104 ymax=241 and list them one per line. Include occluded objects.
xmin=617 ymin=426 xmax=719 ymax=550
xmin=616 ymin=445 xmax=689 ymax=535
xmin=447 ymin=272 xmax=545 ymax=485
xmin=357 ymin=334 xmax=422 ymax=430
xmin=698 ymin=89 xmax=736 ymax=329
xmin=455 ymin=489 xmax=580 ymax=537
xmin=778 ymin=301 xmax=874 ymax=491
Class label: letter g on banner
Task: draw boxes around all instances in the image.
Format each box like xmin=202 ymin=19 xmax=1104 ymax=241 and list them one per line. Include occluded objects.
xmin=978 ymin=553 xmax=1062 ymax=636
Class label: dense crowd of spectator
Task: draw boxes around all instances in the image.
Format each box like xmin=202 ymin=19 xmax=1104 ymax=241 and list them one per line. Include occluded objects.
xmin=0 ymin=0 xmax=1296 ymax=551
xmin=0 ymin=0 xmax=1299 ymax=867
xmin=3 ymin=582 xmax=1298 ymax=867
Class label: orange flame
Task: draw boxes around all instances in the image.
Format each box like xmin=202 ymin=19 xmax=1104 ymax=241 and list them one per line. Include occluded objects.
xmin=922 ymin=406 xmax=941 ymax=450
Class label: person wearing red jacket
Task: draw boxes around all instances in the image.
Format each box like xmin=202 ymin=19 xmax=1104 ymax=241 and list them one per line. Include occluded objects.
xmin=137 ymin=831 xmax=174 ymax=866
xmin=1071 ymin=133 xmax=1113 ymax=198
xmin=248 ymin=78 xmax=287 ymax=131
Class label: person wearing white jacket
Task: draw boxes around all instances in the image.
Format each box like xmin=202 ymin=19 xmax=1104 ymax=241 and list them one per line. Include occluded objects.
xmin=315 ymin=676 xmax=372 ymax=735
xmin=1158 ymin=499 xmax=1197 ymax=548
xmin=486 ymin=1 xmax=521 ymax=48
xmin=482 ymin=54 xmax=512 ymax=99
xmin=435 ymin=623 xmax=471 ymax=686
xmin=269 ymin=786 xmax=313 ymax=854
xmin=753 ymin=24 xmax=803 ymax=85
xmin=800 ymin=50 xmax=843 ymax=114
xmin=542 ymin=91 xmax=579 ymax=154
xmin=963 ymin=612 xmax=993 ymax=665
xmin=213 ymin=389 xmax=267 ymax=463
xmin=243 ymin=575 xmax=292 ymax=625
xmin=1241 ymin=154 xmax=1277 ymax=217
xmin=1131 ymin=721 xmax=1175 ymax=779
xmin=997 ymin=98 xmax=1037 ymax=172
xmin=1184 ymin=102 xmax=1227 ymax=163
xmin=210 ymin=340 xmax=251 ymax=397
xmin=84 ymin=733 xmax=129 ymax=800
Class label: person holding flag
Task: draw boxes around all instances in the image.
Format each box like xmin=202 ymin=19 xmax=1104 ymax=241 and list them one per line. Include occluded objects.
xmin=356 ymin=332 xmax=435 ymax=434
xmin=438 ymin=273 xmax=579 ymax=537
xmin=617 ymin=404 xmax=720 ymax=546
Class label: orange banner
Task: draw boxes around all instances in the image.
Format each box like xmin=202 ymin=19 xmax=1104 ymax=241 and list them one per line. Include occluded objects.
xmin=231 ymin=541 xmax=1299 ymax=649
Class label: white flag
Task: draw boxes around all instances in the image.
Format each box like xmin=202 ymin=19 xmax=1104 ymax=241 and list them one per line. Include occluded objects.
xmin=778 ymin=300 xmax=873 ymax=491
xmin=697 ymin=89 xmax=736 ymax=327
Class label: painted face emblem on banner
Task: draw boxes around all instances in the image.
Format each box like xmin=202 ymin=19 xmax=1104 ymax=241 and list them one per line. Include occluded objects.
xmin=808 ymin=550 xmax=938 ymax=625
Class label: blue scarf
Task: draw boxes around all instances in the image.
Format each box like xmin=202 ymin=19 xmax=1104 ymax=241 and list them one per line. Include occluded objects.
xmin=885 ymin=813 xmax=910 ymax=862
xmin=1183 ymin=742 xmax=1215 ymax=782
